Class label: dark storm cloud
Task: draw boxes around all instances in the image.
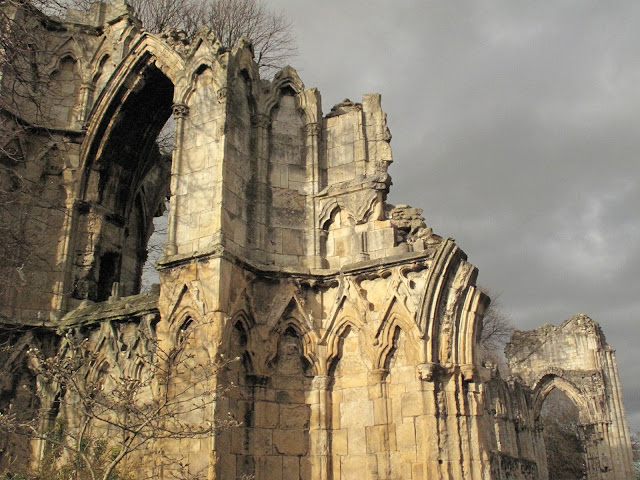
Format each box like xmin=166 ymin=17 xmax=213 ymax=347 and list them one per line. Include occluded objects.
xmin=270 ymin=0 xmax=640 ymax=430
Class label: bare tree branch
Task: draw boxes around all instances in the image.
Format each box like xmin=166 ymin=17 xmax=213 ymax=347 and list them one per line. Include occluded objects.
xmin=1 ymin=323 xmax=240 ymax=479
xmin=478 ymin=287 xmax=515 ymax=365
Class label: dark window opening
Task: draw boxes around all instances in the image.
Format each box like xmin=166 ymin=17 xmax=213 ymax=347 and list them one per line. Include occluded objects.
xmin=96 ymin=251 xmax=121 ymax=302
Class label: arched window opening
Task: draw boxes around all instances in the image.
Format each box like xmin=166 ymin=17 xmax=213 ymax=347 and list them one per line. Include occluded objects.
xmin=96 ymin=251 xmax=120 ymax=302
xmin=85 ymin=62 xmax=175 ymax=299
xmin=540 ymin=388 xmax=586 ymax=480
xmin=140 ymin=197 xmax=169 ymax=292
xmin=276 ymin=326 xmax=310 ymax=376
xmin=177 ymin=317 xmax=194 ymax=347
xmin=139 ymin=113 xmax=174 ymax=293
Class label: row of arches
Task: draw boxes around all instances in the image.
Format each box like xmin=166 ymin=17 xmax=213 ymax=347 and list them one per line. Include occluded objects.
xmin=215 ymin=310 xmax=422 ymax=480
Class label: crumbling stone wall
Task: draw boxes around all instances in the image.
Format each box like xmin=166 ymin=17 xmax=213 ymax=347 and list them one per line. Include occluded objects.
xmin=0 ymin=2 xmax=635 ymax=480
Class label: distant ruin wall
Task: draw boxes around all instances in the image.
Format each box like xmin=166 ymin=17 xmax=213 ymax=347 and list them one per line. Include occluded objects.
xmin=507 ymin=314 xmax=635 ymax=479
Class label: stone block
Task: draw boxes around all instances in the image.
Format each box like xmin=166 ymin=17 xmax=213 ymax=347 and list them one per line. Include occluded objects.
xmin=250 ymin=428 xmax=274 ymax=456
xmin=412 ymin=462 xmax=424 ymax=479
xmin=280 ymin=404 xmax=310 ymax=430
xmin=230 ymin=428 xmax=250 ymax=455
xmin=282 ymin=228 xmax=304 ymax=256
xmin=218 ymin=449 xmax=236 ymax=478
xmin=273 ymin=429 xmax=308 ymax=456
xmin=288 ymin=165 xmax=306 ymax=183
xmin=298 ymin=456 xmax=311 ymax=480
xmin=401 ymin=391 xmax=423 ymax=418
xmin=339 ymin=455 xmax=368 ymax=479
xmin=257 ymin=455 xmax=282 ymax=480
xmin=282 ymin=456 xmax=300 ymax=480
xmin=367 ymin=227 xmax=395 ymax=252
xmin=339 ymin=373 xmax=368 ymax=389
xmin=373 ymin=397 xmax=391 ymax=425
xmin=253 ymin=401 xmax=278 ymax=429
xmin=396 ymin=421 xmax=417 ymax=453
xmin=346 ymin=426 xmax=367 ymax=455
xmin=332 ymin=428 xmax=348 ymax=455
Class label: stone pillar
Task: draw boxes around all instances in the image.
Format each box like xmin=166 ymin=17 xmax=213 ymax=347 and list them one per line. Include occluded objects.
xmin=304 ymin=122 xmax=323 ymax=268
xmin=367 ymin=368 xmax=391 ymax=479
xmin=250 ymin=114 xmax=271 ymax=256
xmin=415 ymin=368 xmax=435 ymax=480
xmin=309 ymin=375 xmax=332 ymax=480
xmin=165 ymin=103 xmax=189 ymax=256
xmin=604 ymin=349 xmax=635 ymax=479
xmin=76 ymin=82 xmax=95 ymax=128
xmin=460 ymin=381 xmax=489 ymax=480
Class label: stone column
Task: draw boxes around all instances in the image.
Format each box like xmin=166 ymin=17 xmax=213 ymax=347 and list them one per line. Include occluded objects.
xmin=75 ymin=82 xmax=95 ymax=128
xmin=603 ymin=349 xmax=635 ymax=479
xmin=250 ymin=114 xmax=271 ymax=255
xmin=309 ymin=375 xmax=332 ymax=480
xmin=368 ymin=368 xmax=391 ymax=479
xmin=415 ymin=368 xmax=438 ymax=480
xmin=304 ymin=122 xmax=324 ymax=268
xmin=165 ymin=103 xmax=189 ymax=256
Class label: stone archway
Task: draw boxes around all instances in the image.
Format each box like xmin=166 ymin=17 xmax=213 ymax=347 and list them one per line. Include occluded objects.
xmin=506 ymin=314 xmax=635 ymax=480
xmin=66 ymin=52 xmax=178 ymax=305
xmin=532 ymin=374 xmax=589 ymax=479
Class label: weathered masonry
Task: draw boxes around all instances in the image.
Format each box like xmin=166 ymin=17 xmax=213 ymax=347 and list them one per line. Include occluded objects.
xmin=0 ymin=2 xmax=635 ymax=479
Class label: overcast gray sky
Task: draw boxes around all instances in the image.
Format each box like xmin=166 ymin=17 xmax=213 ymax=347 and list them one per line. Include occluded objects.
xmin=268 ymin=0 xmax=640 ymax=431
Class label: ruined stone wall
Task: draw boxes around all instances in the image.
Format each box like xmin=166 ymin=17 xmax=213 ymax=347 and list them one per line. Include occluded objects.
xmin=506 ymin=315 xmax=635 ymax=480
xmin=0 ymin=3 xmax=635 ymax=480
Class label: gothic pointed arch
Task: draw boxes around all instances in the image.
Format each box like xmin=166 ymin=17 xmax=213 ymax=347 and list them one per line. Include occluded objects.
xmin=373 ymin=303 xmax=422 ymax=371
xmin=325 ymin=315 xmax=366 ymax=376
xmin=531 ymin=374 xmax=590 ymax=424
xmin=164 ymin=280 xmax=207 ymax=326
xmin=417 ymin=239 xmax=476 ymax=367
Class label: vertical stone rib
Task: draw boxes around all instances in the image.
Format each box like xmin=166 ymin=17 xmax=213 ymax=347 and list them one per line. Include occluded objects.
xmin=77 ymin=82 xmax=95 ymax=128
xmin=249 ymin=114 xmax=271 ymax=254
xmin=304 ymin=122 xmax=323 ymax=268
xmin=369 ymin=368 xmax=391 ymax=478
xmin=165 ymin=103 xmax=189 ymax=255
xmin=606 ymin=350 xmax=635 ymax=478
xmin=310 ymin=375 xmax=332 ymax=480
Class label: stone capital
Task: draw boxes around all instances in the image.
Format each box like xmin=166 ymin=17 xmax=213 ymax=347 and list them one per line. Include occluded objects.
xmin=369 ymin=368 xmax=389 ymax=383
xmin=417 ymin=362 xmax=436 ymax=381
xmin=172 ymin=103 xmax=190 ymax=118
xmin=312 ymin=375 xmax=331 ymax=391
xmin=304 ymin=122 xmax=322 ymax=137
xmin=251 ymin=113 xmax=271 ymax=129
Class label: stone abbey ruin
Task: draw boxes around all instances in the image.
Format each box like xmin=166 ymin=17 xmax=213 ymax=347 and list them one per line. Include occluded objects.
xmin=0 ymin=2 xmax=635 ymax=479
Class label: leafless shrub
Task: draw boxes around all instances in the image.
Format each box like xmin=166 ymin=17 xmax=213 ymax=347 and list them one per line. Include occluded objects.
xmin=478 ymin=287 xmax=515 ymax=365
xmin=129 ymin=0 xmax=297 ymax=75
xmin=1 ymin=324 xmax=240 ymax=480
